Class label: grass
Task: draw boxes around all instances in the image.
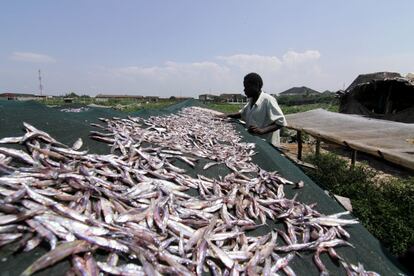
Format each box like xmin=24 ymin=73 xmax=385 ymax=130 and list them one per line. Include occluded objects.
xmin=304 ymin=153 xmax=414 ymax=256
xmin=39 ymin=98 xmax=179 ymax=112
xmin=205 ymin=102 xmax=339 ymax=115
xmin=40 ymin=97 xmax=339 ymax=115
xmin=281 ymin=103 xmax=338 ymax=114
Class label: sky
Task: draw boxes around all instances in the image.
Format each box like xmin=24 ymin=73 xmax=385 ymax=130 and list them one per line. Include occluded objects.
xmin=1 ymin=1 xmax=414 ymax=97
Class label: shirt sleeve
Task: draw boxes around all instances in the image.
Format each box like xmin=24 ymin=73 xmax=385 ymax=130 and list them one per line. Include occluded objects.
xmin=267 ymin=97 xmax=287 ymax=126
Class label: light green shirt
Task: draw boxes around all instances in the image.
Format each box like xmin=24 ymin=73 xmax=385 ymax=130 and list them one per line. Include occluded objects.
xmin=240 ymin=92 xmax=287 ymax=146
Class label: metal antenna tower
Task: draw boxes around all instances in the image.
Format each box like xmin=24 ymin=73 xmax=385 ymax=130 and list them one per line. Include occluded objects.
xmin=38 ymin=69 xmax=43 ymax=96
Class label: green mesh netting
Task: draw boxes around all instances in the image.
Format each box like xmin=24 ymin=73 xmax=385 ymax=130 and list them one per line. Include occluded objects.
xmin=0 ymin=99 xmax=406 ymax=275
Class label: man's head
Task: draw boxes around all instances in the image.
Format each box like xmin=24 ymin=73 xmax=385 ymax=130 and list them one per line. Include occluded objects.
xmin=243 ymin=72 xmax=263 ymax=98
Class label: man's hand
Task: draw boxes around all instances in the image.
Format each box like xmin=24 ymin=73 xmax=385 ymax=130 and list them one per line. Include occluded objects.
xmin=215 ymin=113 xmax=239 ymax=120
xmin=248 ymin=125 xmax=265 ymax=135
xmin=215 ymin=113 xmax=227 ymax=119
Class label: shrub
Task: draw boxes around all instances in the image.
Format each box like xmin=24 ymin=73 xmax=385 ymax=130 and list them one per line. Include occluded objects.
xmin=304 ymin=153 xmax=414 ymax=256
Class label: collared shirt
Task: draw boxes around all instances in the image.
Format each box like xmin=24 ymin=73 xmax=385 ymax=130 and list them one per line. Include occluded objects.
xmin=240 ymin=92 xmax=287 ymax=146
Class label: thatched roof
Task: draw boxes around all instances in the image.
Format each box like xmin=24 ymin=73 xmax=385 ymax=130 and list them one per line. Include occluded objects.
xmin=339 ymin=72 xmax=414 ymax=123
xmin=345 ymin=72 xmax=403 ymax=92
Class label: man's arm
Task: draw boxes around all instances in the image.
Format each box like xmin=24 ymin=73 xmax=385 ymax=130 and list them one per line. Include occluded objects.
xmin=216 ymin=112 xmax=242 ymax=119
xmin=226 ymin=112 xmax=242 ymax=119
xmin=248 ymin=96 xmax=286 ymax=135
xmin=248 ymin=121 xmax=282 ymax=135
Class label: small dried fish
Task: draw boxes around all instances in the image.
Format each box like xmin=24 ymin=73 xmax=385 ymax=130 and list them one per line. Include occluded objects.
xmin=0 ymin=108 xmax=378 ymax=276
xmin=21 ymin=240 xmax=92 ymax=276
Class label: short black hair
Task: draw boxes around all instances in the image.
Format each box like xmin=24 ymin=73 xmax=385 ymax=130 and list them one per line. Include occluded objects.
xmin=244 ymin=72 xmax=263 ymax=89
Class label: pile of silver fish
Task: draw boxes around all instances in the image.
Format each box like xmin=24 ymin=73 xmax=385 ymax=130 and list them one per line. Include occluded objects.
xmin=0 ymin=107 xmax=379 ymax=275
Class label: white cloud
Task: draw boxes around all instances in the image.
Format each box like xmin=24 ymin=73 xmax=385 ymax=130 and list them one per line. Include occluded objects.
xmin=7 ymin=49 xmax=414 ymax=96
xmin=87 ymin=50 xmax=324 ymax=96
xmin=216 ymin=51 xmax=322 ymax=93
xmin=218 ymin=54 xmax=283 ymax=74
xmin=282 ymin=50 xmax=321 ymax=66
xmin=98 ymin=60 xmax=234 ymax=96
xmin=10 ymin=52 xmax=56 ymax=63
xmin=110 ymin=62 xmax=231 ymax=90
xmin=112 ymin=61 xmax=229 ymax=80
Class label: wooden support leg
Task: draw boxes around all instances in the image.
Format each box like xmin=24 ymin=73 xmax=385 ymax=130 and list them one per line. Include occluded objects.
xmin=315 ymin=139 xmax=320 ymax=157
xmin=351 ymin=149 xmax=357 ymax=168
xmin=297 ymin=130 xmax=303 ymax=161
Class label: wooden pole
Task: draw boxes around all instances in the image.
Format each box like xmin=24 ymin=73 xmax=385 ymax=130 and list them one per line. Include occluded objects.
xmin=351 ymin=149 xmax=357 ymax=168
xmin=297 ymin=130 xmax=303 ymax=161
xmin=315 ymin=139 xmax=320 ymax=157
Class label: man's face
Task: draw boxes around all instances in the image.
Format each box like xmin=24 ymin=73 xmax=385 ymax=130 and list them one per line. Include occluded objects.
xmin=244 ymin=80 xmax=260 ymax=98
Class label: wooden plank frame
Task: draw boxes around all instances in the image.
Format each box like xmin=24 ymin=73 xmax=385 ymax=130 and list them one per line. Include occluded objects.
xmin=285 ymin=126 xmax=414 ymax=171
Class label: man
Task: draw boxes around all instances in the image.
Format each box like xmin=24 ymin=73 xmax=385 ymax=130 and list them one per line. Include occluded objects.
xmin=225 ymin=72 xmax=287 ymax=146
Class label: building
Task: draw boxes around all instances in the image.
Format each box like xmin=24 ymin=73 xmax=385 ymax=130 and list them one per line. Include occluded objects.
xmin=63 ymin=97 xmax=74 ymax=103
xmin=169 ymin=96 xmax=193 ymax=101
xmin=0 ymin=93 xmax=46 ymax=101
xmin=199 ymin=94 xmax=219 ymax=102
xmin=143 ymin=96 xmax=159 ymax=102
xmin=278 ymin=86 xmax=320 ymax=96
xmin=219 ymin=93 xmax=247 ymax=103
